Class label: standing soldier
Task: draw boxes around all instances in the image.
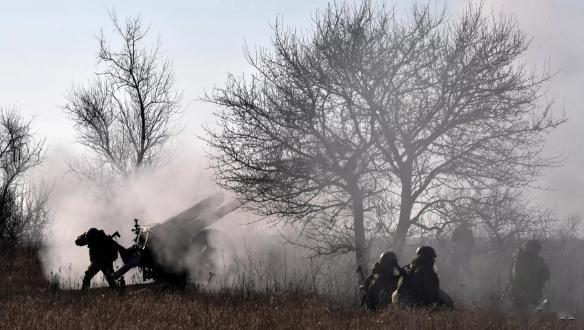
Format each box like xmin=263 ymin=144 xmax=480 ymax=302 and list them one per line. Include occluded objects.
xmin=392 ymin=246 xmax=454 ymax=309
xmin=360 ymin=251 xmax=401 ymax=310
xmin=75 ymin=228 xmax=120 ymax=290
xmin=508 ymin=239 xmax=550 ymax=309
xmin=451 ymin=223 xmax=474 ymax=279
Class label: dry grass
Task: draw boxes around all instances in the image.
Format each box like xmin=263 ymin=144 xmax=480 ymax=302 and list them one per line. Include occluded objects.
xmin=1 ymin=250 xmax=581 ymax=329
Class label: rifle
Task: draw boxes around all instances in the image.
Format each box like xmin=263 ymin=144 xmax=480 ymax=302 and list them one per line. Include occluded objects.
xmin=393 ymin=262 xmax=406 ymax=277
xmin=535 ymin=298 xmax=548 ymax=312
xmin=356 ymin=265 xmax=370 ymax=308
xmin=393 ymin=263 xmax=414 ymax=301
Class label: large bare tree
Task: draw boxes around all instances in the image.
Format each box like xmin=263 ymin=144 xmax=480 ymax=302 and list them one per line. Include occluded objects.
xmin=64 ymin=13 xmax=182 ymax=181
xmin=206 ymin=1 xmax=564 ymax=265
xmin=0 ymin=106 xmax=46 ymax=248
xmin=205 ymin=25 xmax=381 ymax=266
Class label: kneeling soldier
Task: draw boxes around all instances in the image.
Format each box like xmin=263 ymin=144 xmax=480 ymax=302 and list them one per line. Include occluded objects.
xmin=392 ymin=246 xmax=454 ymax=309
xmin=361 ymin=251 xmax=401 ymax=310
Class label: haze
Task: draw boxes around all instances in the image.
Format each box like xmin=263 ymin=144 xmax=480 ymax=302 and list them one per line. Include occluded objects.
xmin=1 ymin=0 xmax=583 ymax=214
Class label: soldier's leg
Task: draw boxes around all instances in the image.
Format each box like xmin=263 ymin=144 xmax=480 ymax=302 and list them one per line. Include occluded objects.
xmin=101 ymin=263 xmax=118 ymax=288
xmin=527 ymin=288 xmax=545 ymax=309
xmin=391 ymin=290 xmax=399 ymax=307
xmin=461 ymin=252 xmax=472 ymax=277
xmin=438 ymin=289 xmax=455 ymax=309
xmin=451 ymin=253 xmax=461 ymax=280
xmin=510 ymin=288 xmax=529 ymax=309
xmin=392 ymin=290 xmax=415 ymax=308
xmin=112 ymin=254 xmax=141 ymax=280
xmin=391 ymin=290 xmax=418 ymax=308
xmin=81 ymin=263 xmax=100 ymax=290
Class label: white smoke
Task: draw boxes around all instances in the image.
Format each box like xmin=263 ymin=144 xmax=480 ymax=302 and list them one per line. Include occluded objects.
xmin=37 ymin=144 xmax=279 ymax=287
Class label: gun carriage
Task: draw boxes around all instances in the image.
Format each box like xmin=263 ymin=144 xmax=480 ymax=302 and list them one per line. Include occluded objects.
xmin=115 ymin=193 xmax=238 ymax=285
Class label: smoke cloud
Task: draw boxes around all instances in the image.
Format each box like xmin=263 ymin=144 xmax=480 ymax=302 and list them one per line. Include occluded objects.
xmin=36 ymin=144 xmax=276 ymax=287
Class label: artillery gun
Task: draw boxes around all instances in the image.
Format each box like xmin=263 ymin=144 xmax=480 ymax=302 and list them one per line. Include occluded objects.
xmin=115 ymin=192 xmax=239 ymax=285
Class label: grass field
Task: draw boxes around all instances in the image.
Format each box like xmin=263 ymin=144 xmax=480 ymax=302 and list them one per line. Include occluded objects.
xmin=1 ymin=249 xmax=581 ymax=329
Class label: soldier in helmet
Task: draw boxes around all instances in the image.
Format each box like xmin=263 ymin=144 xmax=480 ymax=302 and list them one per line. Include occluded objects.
xmin=451 ymin=223 xmax=474 ymax=279
xmin=392 ymin=246 xmax=454 ymax=309
xmin=361 ymin=251 xmax=401 ymax=310
xmin=508 ymin=239 xmax=550 ymax=309
xmin=75 ymin=228 xmax=120 ymax=290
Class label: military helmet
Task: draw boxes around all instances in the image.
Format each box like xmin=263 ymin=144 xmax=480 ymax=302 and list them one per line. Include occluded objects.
xmin=86 ymin=227 xmax=99 ymax=237
xmin=416 ymin=246 xmax=437 ymax=258
xmin=379 ymin=251 xmax=397 ymax=267
xmin=524 ymin=239 xmax=542 ymax=253
xmin=85 ymin=228 xmax=102 ymax=243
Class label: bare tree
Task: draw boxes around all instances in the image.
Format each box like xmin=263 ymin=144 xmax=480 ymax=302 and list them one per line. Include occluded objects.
xmin=437 ymin=186 xmax=542 ymax=250
xmin=364 ymin=3 xmax=564 ymax=255
xmin=206 ymin=1 xmax=564 ymax=264
xmin=296 ymin=1 xmax=564 ymax=255
xmin=63 ymin=13 xmax=182 ymax=181
xmin=204 ymin=6 xmax=389 ymax=266
xmin=0 ymin=106 xmax=46 ymax=249
xmin=15 ymin=181 xmax=53 ymax=248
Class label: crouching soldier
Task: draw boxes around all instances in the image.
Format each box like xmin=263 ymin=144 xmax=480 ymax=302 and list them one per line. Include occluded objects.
xmin=361 ymin=251 xmax=401 ymax=310
xmin=392 ymin=246 xmax=454 ymax=310
xmin=508 ymin=239 xmax=550 ymax=309
xmin=75 ymin=228 xmax=120 ymax=290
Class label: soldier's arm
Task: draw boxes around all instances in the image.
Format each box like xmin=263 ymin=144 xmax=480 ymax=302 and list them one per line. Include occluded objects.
xmin=75 ymin=233 xmax=88 ymax=246
xmin=395 ymin=265 xmax=408 ymax=279
xmin=364 ymin=273 xmax=374 ymax=288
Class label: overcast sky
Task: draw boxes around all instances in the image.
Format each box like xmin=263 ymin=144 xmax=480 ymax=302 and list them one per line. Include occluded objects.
xmin=1 ymin=0 xmax=583 ymax=215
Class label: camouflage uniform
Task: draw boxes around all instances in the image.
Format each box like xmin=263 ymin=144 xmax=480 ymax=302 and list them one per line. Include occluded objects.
xmin=362 ymin=252 xmax=400 ymax=310
xmin=392 ymin=246 xmax=454 ymax=309
xmin=75 ymin=228 xmax=119 ymax=289
xmin=509 ymin=240 xmax=550 ymax=308
xmin=451 ymin=224 xmax=474 ymax=278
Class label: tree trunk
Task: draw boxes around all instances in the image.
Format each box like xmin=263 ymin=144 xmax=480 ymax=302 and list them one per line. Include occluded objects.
xmin=394 ymin=197 xmax=413 ymax=258
xmin=350 ymin=183 xmax=368 ymax=269
xmin=393 ymin=160 xmax=413 ymax=259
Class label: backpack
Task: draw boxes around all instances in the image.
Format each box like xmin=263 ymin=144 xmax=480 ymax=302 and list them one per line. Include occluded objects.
xmin=103 ymin=235 xmax=119 ymax=262
xmin=90 ymin=230 xmax=118 ymax=262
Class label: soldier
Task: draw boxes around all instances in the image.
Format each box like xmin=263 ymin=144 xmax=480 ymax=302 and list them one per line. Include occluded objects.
xmin=392 ymin=246 xmax=454 ymax=309
xmin=75 ymin=228 xmax=119 ymax=290
xmin=508 ymin=239 xmax=550 ymax=309
xmin=361 ymin=251 xmax=401 ymax=310
xmin=451 ymin=223 xmax=474 ymax=278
